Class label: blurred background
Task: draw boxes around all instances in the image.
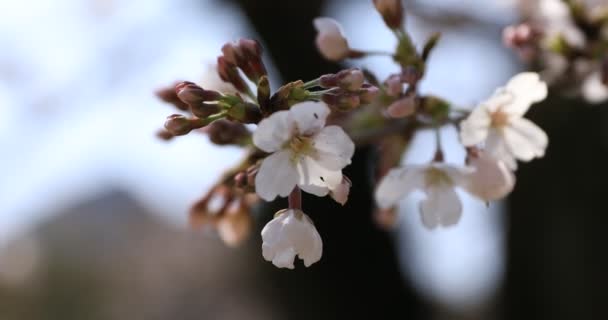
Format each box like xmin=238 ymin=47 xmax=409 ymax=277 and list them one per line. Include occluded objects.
xmin=0 ymin=0 xmax=606 ymax=319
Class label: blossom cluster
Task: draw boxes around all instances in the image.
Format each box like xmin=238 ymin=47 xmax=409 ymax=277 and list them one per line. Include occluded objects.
xmin=505 ymin=0 xmax=608 ymax=103
xmin=155 ymin=0 xmax=551 ymax=269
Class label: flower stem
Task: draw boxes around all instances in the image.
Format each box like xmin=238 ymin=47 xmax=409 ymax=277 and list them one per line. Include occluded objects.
xmin=302 ymin=78 xmax=321 ymax=89
xmin=288 ymin=186 xmax=302 ymax=210
xmin=433 ymin=127 xmax=444 ymax=162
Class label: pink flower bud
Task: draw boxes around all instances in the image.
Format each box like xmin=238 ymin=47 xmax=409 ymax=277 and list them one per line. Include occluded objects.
xmin=175 ymin=81 xmax=221 ymax=106
xmin=337 ymin=69 xmax=364 ymax=91
xmin=164 ymin=114 xmax=192 ymax=136
xmin=359 ymin=84 xmax=380 ymax=104
xmin=217 ymin=56 xmax=249 ymax=93
xmin=314 ymin=18 xmax=350 ymax=61
xmin=386 ymin=96 xmax=416 ymax=118
xmin=373 ymin=0 xmax=403 ymax=30
xmin=155 ymin=83 xmax=189 ymax=111
xmin=384 ymin=75 xmax=402 ymax=97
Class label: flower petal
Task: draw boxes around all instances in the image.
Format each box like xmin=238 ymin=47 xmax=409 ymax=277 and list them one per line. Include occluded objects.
xmin=299 ymin=183 xmax=330 ymax=197
xmin=313 ymin=17 xmax=345 ymax=35
xmin=486 ymin=128 xmax=518 ymax=170
xmin=465 ymin=152 xmax=515 ymax=201
xmin=431 ymin=162 xmax=474 ymax=187
xmin=255 ymin=150 xmax=298 ymax=201
xmin=460 ymin=106 xmax=491 ymax=146
xmin=419 ymin=185 xmax=462 ymax=229
xmin=582 ymin=71 xmax=608 ymax=104
xmin=375 ymin=166 xmax=425 ymax=209
xmin=312 ymin=125 xmax=355 ymax=170
xmin=503 ymin=118 xmax=548 ymax=161
xmin=297 ymin=156 xmax=343 ymax=191
xmin=253 ymin=111 xmax=294 ymax=152
xmin=290 ymin=101 xmax=330 ymax=135
xmin=503 ymin=72 xmax=547 ymax=116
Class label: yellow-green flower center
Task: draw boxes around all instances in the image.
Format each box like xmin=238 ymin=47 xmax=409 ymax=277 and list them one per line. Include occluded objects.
xmin=424 ymin=167 xmax=452 ymax=188
xmin=287 ymin=135 xmax=316 ymax=163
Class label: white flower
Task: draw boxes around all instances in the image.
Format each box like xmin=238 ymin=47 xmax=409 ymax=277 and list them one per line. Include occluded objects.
xmin=261 ymin=209 xmax=322 ymax=269
xmin=465 ymin=151 xmax=515 ymax=201
xmin=375 ymin=163 xmax=472 ymax=229
xmin=253 ymin=101 xmax=355 ymax=201
xmin=313 ymin=17 xmax=350 ymax=61
xmin=460 ymin=72 xmax=549 ymax=170
xmin=582 ymin=71 xmax=608 ymax=104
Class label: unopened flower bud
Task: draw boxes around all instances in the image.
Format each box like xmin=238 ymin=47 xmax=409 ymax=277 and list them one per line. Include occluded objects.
xmin=373 ymin=0 xmax=404 ymax=30
xmin=155 ymin=83 xmax=189 ymax=111
xmin=203 ymin=119 xmax=251 ymax=145
xmin=503 ymin=23 xmax=536 ymax=49
xmin=319 ymin=69 xmax=365 ymax=91
xmin=314 ymin=17 xmax=351 ymax=61
xmin=359 ymin=84 xmax=380 ymax=104
xmin=176 ymin=81 xmax=222 ymax=106
xmin=322 ymin=91 xmax=360 ymax=111
xmin=384 ymin=75 xmax=403 ymax=97
xmin=257 ymin=75 xmax=271 ymax=113
xmin=217 ymin=56 xmax=249 ymax=93
xmin=337 ymin=69 xmax=364 ymax=91
xmin=156 ymin=129 xmax=175 ymax=141
xmin=164 ymin=114 xmax=207 ymax=136
xmin=190 ymin=102 xmax=221 ymax=119
xmin=221 ymin=42 xmax=242 ymax=65
xmin=164 ymin=114 xmax=192 ymax=135
xmin=386 ymin=96 xmax=416 ymax=118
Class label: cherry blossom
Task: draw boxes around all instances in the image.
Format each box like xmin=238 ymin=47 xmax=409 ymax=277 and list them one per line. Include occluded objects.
xmin=460 ymin=72 xmax=548 ymax=170
xmin=261 ymin=209 xmax=322 ymax=269
xmin=253 ymin=101 xmax=355 ymax=201
xmin=465 ymin=151 xmax=515 ymax=201
xmin=375 ymin=163 xmax=472 ymax=229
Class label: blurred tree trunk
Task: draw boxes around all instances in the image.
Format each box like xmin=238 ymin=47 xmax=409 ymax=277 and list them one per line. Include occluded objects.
xmin=505 ymin=96 xmax=608 ymax=319
xmin=225 ymin=0 xmax=427 ymax=318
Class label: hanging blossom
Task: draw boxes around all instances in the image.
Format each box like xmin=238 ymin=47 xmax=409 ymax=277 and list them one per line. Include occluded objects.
xmin=465 ymin=150 xmax=516 ymax=201
xmin=460 ymin=72 xmax=548 ymax=170
xmin=253 ymin=101 xmax=355 ymax=201
xmin=375 ymin=163 xmax=473 ymax=229
xmin=261 ymin=209 xmax=323 ymax=269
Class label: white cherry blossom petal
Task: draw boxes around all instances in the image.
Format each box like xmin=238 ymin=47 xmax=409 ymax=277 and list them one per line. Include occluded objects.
xmin=503 ymin=117 xmax=548 ymax=161
xmin=261 ymin=209 xmax=322 ymax=269
xmin=419 ymin=185 xmax=462 ymax=229
xmin=486 ymin=129 xmax=518 ymax=170
xmin=253 ymin=111 xmax=294 ymax=152
xmin=312 ymin=125 xmax=355 ymax=170
xmin=432 ymin=163 xmax=474 ymax=187
xmin=582 ymin=71 xmax=608 ymax=104
xmin=460 ymin=107 xmax=491 ymax=146
xmin=299 ymin=183 xmax=330 ymax=197
xmin=255 ymin=150 xmax=298 ymax=201
xmin=503 ymin=72 xmax=548 ymax=116
xmin=375 ymin=166 xmax=425 ymax=209
xmin=465 ymin=152 xmax=515 ymax=201
xmin=290 ymin=101 xmax=330 ymax=135
xmin=297 ymin=156 xmax=343 ymax=190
